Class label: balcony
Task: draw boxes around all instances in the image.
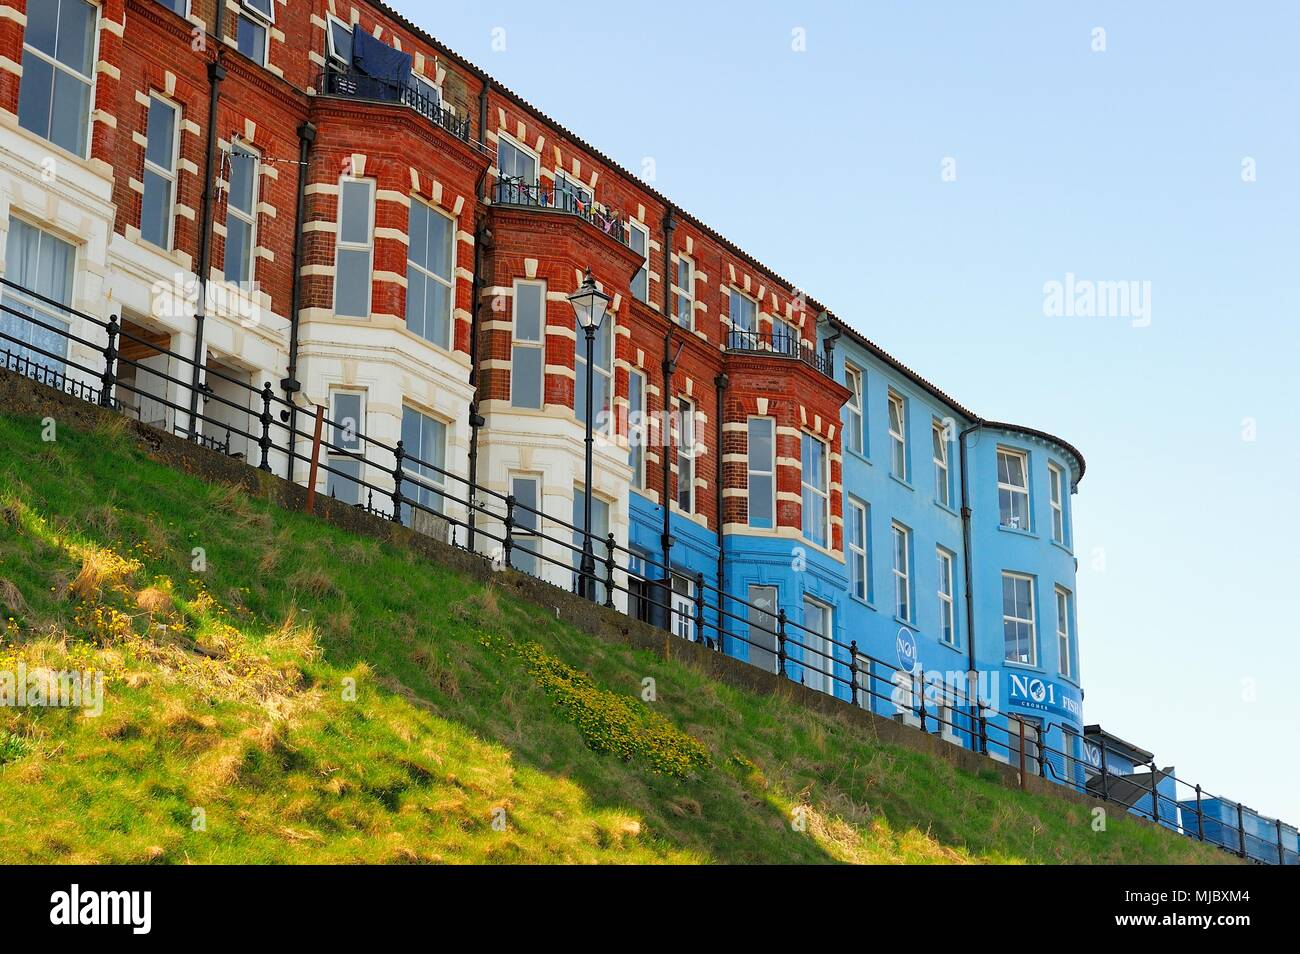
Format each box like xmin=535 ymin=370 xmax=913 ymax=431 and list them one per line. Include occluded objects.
xmin=727 ymin=328 xmax=834 ymax=377
xmin=491 ymin=178 xmax=629 ymax=247
xmin=317 ymin=63 xmax=473 ymax=145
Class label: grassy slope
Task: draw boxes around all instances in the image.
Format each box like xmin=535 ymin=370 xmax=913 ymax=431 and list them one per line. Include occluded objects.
xmin=0 ymin=411 xmax=1225 ymax=864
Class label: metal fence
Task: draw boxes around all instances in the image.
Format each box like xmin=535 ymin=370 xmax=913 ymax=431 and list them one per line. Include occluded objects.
xmin=0 ymin=273 xmax=1293 ymax=866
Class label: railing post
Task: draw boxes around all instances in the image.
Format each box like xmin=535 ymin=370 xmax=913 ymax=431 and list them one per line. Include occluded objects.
xmin=603 ymin=532 xmax=616 ymax=610
xmin=1277 ymin=817 xmax=1285 ymax=866
xmin=502 ymin=493 xmax=515 ymax=570
xmin=776 ymin=609 xmax=788 ymax=679
xmin=1194 ymin=784 xmax=1205 ymax=842
xmin=390 ymin=439 xmax=405 ymax=524
xmin=1236 ymin=802 xmax=1247 ymax=858
xmin=1017 ymin=718 xmax=1027 ymax=788
xmin=977 ymin=704 xmax=987 ymax=755
xmin=305 ymin=404 xmax=324 ymax=514
xmin=1147 ymin=760 xmax=1161 ymax=825
xmin=848 ymin=640 xmax=859 ymax=707
xmin=694 ymin=571 xmax=706 ymax=647
xmin=916 ymin=665 xmax=926 ymax=732
xmin=257 ymin=382 xmax=273 ymax=471
xmin=99 ymin=315 xmax=118 ymax=408
xmin=1036 ymin=728 xmax=1047 ymax=778
xmin=1099 ymin=739 xmax=1110 ymax=801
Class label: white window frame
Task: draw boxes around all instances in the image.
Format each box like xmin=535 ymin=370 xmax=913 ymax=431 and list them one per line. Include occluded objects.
xmin=932 ymin=419 xmax=951 ymax=507
xmin=1049 ymin=462 xmax=1066 ymax=545
xmin=325 ymin=14 xmax=352 ymax=65
xmin=141 ymin=93 xmax=180 ymax=251
xmin=223 ymin=143 xmax=260 ymax=285
xmin=891 ymin=521 xmax=911 ymax=622
xmin=575 ymin=311 xmax=614 ymax=437
xmin=236 ymin=0 xmax=274 ymax=67
xmin=672 ymin=254 xmax=694 ymax=330
xmin=887 ymin=389 xmax=907 ymax=480
xmin=672 ymin=573 xmax=695 ymax=642
xmin=747 ymin=416 xmax=776 ymax=529
xmin=326 ymin=388 xmax=366 ymax=505
xmin=801 ymin=432 xmax=829 ymax=547
xmin=496 ymin=132 xmax=539 ymax=185
xmin=728 ymin=287 xmax=758 ymax=338
xmin=801 ymin=596 xmax=834 ymax=695
xmin=1061 ymin=726 xmax=1078 ymax=784
xmin=1 ymin=216 xmax=77 ymax=372
xmin=1002 ymin=572 xmax=1037 ymax=666
xmin=510 ymin=279 xmax=545 ymax=410
xmin=400 ymin=404 xmax=448 ymax=522
xmin=844 ymin=364 xmax=864 ymax=455
xmin=405 ymin=197 xmax=455 ymax=351
xmin=333 ymin=175 xmax=374 ymax=318
xmin=997 ymin=447 xmax=1031 ymax=531
xmin=19 ymin=0 xmax=99 ymax=159
xmin=627 ymin=219 xmax=650 ymax=302
xmin=554 ymin=169 xmax=593 ymax=212
xmin=937 ymin=547 xmax=956 ymax=645
xmin=847 ymin=498 xmax=869 ymax=602
xmin=1055 ymin=585 xmax=1073 ymax=679
xmin=409 ymin=72 xmax=442 ymax=109
xmin=628 ymin=368 xmax=646 ymax=490
xmin=508 ymin=472 xmax=543 ymax=575
xmin=676 ymin=397 xmax=695 ymax=513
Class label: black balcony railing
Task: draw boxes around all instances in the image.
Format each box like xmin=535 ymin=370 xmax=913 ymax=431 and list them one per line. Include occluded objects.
xmin=317 ymin=63 xmax=473 ymax=145
xmin=492 ymin=177 xmax=629 ymax=246
xmin=727 ymin=327 xmax=834 ymax=377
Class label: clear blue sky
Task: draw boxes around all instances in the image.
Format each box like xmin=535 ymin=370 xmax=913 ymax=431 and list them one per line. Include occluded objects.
xmin=388 ymin=0 xmax=1300 ymax=822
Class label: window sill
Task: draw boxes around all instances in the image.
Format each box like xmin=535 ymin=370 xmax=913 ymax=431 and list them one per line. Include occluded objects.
xmin=1003 ymin=660 xmax=1044 ymax=674
xmin=894 ymin=615 xmax=917 ymax=632
xmin=996 ymin=524 xmax=1037 ymax=540
xmin=934 ymin=499 xmax=958 ymax=517
xmin=845 ymin=447 xmax=871 ymax=466
xmin=889 ymin=473 xmax=913 ymax=492
xmin=1050 ymin=539 xmax=1074 ymax=558
xmin=849 ymin=593 xmax=875 ymax=610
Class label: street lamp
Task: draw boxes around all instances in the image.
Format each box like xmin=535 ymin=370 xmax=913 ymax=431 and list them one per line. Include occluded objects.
xmin=568 ymin=268 xmax=611 ymax=602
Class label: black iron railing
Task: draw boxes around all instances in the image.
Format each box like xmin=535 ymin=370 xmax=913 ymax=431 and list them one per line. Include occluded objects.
xmin=0 ymin=272 xmax=1294 ymax=866
xmin=491 ymin=177 xmax=629 ymax=247
xmin=317 ymin=63 xmax=474 ymax=146
xmin=727 ymin=327 xmax=834 ymax=377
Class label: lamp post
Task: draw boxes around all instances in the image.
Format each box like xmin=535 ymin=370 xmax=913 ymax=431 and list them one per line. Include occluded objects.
xmin=568 ymin=268 xmax=611 ymax=602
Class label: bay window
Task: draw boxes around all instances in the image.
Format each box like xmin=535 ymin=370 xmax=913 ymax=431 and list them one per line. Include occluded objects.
xmin=406 ymin=199 xmax=454 ymax=350
xmin=1002 ymin=572 xmax=1036 ymax=665
xmin=801 ymin=432 xmax=828 ymax=546
xmin=142 ymin=95 xmax=179 ymax=251
xmin=333 ymin=177 xmax=374 ymax=317
xmin=997 ymin=448 xmax=1031 ymax=530
xmin=510 ymin=280 xmax=544 ymax=409
xmin=747 ymin=417 xmax=775 ymax=529
xmin=17 ymin=0 xmax=97 ymax=158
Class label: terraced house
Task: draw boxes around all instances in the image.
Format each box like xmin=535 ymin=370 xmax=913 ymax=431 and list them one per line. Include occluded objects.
xmin=0 ymin=0 xmax=1088 ymax=784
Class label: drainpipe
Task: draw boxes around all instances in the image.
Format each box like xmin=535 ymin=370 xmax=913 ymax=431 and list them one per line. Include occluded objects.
xmin=714 ymin=372 xmax=728 ymax=650
xmin=657 ymin=208 xmax=677 ymax=629
xmin=477 ymin=77 xmax=490 ymax=156
xmin=187 ymin=7 xmax=227 ymax=439
xmin=466 ymin=213 xmax=491 ymax=550
xmin=958 ymin=420 xmax=984 ymax=746
xmin=281 ymin=120 xmax=316 ymax=481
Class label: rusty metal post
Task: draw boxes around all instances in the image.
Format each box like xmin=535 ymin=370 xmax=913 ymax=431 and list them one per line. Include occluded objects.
xmin=305 ymin=403 xmax=325 ymax=514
